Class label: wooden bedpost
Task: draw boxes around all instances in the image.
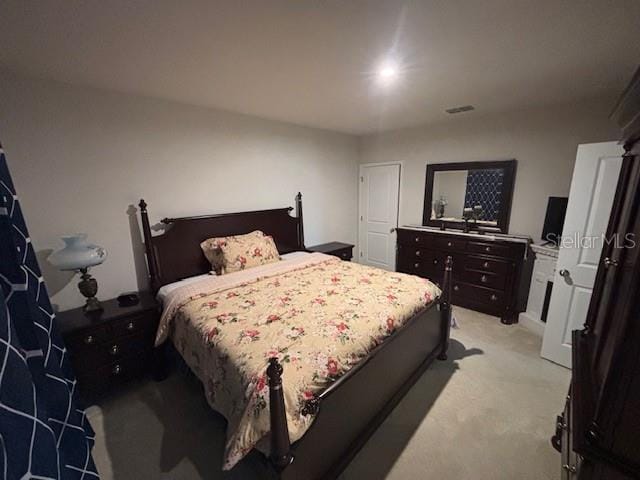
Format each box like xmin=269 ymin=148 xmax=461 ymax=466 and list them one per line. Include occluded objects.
xmin=438 ymin=255 xmax=453 ymax=361
xmin=139 ymin=199 xmax=160 ymax=292
xmin=295 ymin=192 xmax=305 ymax=250
xmin=267 ymin=357 xmax=294 ymax=472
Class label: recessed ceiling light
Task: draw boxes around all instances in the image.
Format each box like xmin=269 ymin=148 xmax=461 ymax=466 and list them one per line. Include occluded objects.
xmin=376 ymin=61 xmax=400 ymax=86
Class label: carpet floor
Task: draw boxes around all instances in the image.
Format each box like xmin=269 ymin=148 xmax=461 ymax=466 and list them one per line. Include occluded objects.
xmin=87 ymin=306 xmax=570 ymax=479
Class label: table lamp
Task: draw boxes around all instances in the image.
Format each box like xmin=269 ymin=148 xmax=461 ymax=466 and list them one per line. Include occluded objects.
xmin=48 ymin=234 xmax=107 ymax=312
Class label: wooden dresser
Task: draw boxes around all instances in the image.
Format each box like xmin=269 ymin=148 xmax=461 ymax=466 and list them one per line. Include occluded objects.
xmin=57 ymin=292 xmax=160 ymax=401
xmin=396 ymin=227 xmax=532 ymax=323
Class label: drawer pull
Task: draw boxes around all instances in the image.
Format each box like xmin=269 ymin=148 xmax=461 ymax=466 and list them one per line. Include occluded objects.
xmin=415 ymin=250 xmax=421 ymax=257
xmin=490 ymin=294 xmax=498 ymax=301
xmin=109 ymin=344 xmax=120 ymax=356
xmin=483 ymin=261 xmax=490 ymax=268
xmin=453 ymin=285 xmax=460 ymax=291
xmin=84 ymin=335 xmax=95 ymax=345
xmin=414 ymin=237 xmax=420 ymax=243
xmin=433 ymin=259 xmax=438 ymax=265
xmin=481 ymin=275 xmax=488 ymax=284
xmin=485 ymin=246 xmax=491 ymax=252
xmin=447 ymin=241 xmax=453 ymax=247
xmin=112 ymin=364 xmax=122 ymax=376
xmin=414 ymin=263 xmax=420 ymax=268
xmin=126 ymin=321 xmax=135 ymax=331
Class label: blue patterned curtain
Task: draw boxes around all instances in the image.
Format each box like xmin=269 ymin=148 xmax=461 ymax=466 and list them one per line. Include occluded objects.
xmin=464 ymin=168 xmax=505 ymax=222
xmin=0 ymin=146 xmax=99 ymax=479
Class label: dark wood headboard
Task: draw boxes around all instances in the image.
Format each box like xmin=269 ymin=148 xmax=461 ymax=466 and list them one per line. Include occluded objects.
xmin=138 ymin=193 xmax=305 ymax=291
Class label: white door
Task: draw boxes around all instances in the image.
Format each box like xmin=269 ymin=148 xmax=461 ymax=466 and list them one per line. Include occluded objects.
xmin=541 ymin=142 xmax=623 ymax=368
xmin=358 ymin=163 xmax=400 ymax=270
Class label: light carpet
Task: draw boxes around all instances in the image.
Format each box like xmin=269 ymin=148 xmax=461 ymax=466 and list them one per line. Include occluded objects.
xmin=87 ymin=306 xmax=570 ymax=479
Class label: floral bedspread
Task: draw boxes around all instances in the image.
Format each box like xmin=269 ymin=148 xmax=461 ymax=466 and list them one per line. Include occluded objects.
xmin=157 ymin=252 xmax=441 ymax=470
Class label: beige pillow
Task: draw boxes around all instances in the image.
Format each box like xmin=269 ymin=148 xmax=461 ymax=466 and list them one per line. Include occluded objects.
xmin=200 ymin=230 xmax=280 ymax=274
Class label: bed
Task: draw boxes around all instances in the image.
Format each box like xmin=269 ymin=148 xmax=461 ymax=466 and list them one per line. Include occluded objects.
xmin=139 ymin=193 xmax=452 ymax=479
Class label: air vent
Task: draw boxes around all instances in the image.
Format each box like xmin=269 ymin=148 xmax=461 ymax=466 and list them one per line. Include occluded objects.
xmin=445 ymin=105 xmax=475 ymax=114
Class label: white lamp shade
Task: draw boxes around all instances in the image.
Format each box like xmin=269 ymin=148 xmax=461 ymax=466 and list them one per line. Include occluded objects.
xmin=48 ymin=234 xmax=107 ymax=271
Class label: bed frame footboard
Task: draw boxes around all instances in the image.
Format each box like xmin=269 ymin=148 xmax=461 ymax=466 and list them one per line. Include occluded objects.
xmin=267 ymin=357 xmax=295 ymax=472
xmin=267 ymin=256 xmax=453 ymax=479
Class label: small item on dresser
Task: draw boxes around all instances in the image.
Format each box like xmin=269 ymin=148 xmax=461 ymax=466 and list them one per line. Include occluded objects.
xmin=117 ymin=292 xmax=139 ymax=307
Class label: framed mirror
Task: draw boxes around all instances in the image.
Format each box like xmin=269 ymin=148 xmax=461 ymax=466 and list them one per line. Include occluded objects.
xmin=422 ymin=159 xmax=516 ymax=233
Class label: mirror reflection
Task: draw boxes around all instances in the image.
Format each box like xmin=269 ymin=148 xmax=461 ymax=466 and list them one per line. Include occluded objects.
xmin=430 ymin=167 xmax=506 ymax=225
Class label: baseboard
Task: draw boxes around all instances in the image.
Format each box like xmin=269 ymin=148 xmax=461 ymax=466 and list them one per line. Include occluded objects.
xmin=518 ymin=312 xmax=545 ymax=337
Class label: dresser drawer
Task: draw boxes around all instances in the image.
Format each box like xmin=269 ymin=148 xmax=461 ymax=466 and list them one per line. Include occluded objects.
xmin=397 ymin=229 xmax=436 ymax=248
xmin=397 ymin=246 xmax=446 ymax=277
xmin=464 ymin=269 xmax=506 ymax=290
xmin=467 ymin=241 xmax=511 ymax=258
xmin=452 ymin=281 xmax=506 ymax=308
xmin=397 ymin=255 xmax=428 ymax=276
xmin=435 ymin=236 xmax=466 ymax=252
xmin=465 ymin=255 xmax=510 ymax=275
xmin=401 ymin=246 xmax=444 ymax=265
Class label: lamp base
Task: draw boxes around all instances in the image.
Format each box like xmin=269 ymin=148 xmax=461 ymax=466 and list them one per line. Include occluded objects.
xmin=78 ymin=268 xmax=103 ymax=313
xmin=84 ymin=296 xmax=103 ymax=313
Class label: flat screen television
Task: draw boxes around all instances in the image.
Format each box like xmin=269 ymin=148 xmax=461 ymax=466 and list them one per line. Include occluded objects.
xmin=542 ymin=196 xmax=568 ymax=245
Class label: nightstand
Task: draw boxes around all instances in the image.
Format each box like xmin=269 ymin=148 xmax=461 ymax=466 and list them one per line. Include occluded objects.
xmin=57 ymin=292 xmax=160 ymax=401
xmin=307 ymin=242 xmax=354 ymax=261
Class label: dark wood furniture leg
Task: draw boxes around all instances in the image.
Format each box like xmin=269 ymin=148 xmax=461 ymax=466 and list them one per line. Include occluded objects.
xmin=267 ymin=358 xmax=294 ymax=472
xmin=152 ymin=343 xmax=169 ymax=381
xmin=438 ymin=255 xmax=453 ymax=360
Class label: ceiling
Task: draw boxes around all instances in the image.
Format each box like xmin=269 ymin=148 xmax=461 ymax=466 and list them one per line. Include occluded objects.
xmin=1 ymin=0 xmax=639 ymax=134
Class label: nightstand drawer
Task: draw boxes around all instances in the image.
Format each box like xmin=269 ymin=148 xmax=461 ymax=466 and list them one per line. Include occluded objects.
xmin=77 ymin=351 xmax=152 ymax=395
xmin=65 ymin=324 xmax=112 ymax=350
xmin=69 ymin=332 xmax=155 ymax=375
xmin=333 ymin=247 xmax=353 ymax=261
xmin=111 ymin=312 xmax=157 ymax=338
xmin=307 ymin=242 xmax=354 ymax=261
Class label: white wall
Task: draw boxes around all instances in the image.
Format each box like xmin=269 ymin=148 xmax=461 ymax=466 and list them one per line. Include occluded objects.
xmin=359 ymin=98 xmax=620 ymax=239
xmin=0 ymin=71 xmax=359 ymax=311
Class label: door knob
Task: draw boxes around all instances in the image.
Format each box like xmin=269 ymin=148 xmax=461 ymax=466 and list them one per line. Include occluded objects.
xmin=559 ymin=269 xmax=570 ymax=277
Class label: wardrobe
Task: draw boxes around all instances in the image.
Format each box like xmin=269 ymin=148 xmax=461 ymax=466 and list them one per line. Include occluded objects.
xmin=554 ymin=68 xmax=640 ymax=478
